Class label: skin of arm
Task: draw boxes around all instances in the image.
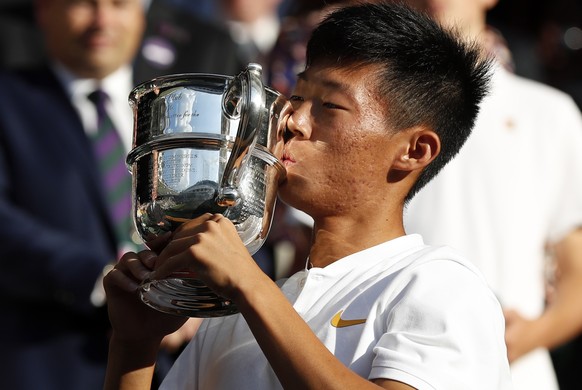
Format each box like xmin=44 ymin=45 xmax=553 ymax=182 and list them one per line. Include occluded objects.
xmin=504 ymin=228 xmax=582 ymax=362
xmin=103 ymin=244 xmax=188 ymax=390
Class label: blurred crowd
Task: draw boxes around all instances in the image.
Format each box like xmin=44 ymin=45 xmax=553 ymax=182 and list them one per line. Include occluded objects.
xmin=1 ymin=0 xmax=581 ymax=109
xmin=0 ymin=0 xmax=581 ymax=389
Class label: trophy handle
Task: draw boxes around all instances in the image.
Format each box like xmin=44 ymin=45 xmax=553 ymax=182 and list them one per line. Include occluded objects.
xmin=216 ymin=63 xmax=266 ymax=207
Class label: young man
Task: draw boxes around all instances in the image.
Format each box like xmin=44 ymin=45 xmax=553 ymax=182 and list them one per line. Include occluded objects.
xmin=104 ymin=3 xmax=512 ymax=389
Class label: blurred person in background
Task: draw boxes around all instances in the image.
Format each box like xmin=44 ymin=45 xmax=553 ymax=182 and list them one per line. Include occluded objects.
xmin=168 ymin=0 xmax=284 ymax=69
xmin=0 ymin=0 xmax=198 ymax=388
xmin=402 ymin=0 xmax=582 ymax=389
xmin=0 ymin=0 xmax=249 ymax=78
xmin=219 ymin=0 xmax=283 ymax=66
xmin=0 ymin=0 xmax=45 ymax=68
xmin=267 ymin=0 xmax=354 ymax=98
xmin=133 ymin=0 xmax=247 ymax=84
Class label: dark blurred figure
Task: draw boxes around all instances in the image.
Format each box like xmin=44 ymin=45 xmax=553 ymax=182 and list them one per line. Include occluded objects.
xmin=0 ymin=0 xmax=44 ymax=68
xmin=133 ymin=0 xmax=246 ymax=84
xmin=0 ymin=0 xmax=247 ymax=76
xmin=537 ymin=0 xmax=582 ymax=111
xmin=486 ymin=0 xmax=582 ymax=111
xmin=267 ymin=0 xmax=344 ymax=97
xmin=168 ymin=0 xmax=284 ymax=69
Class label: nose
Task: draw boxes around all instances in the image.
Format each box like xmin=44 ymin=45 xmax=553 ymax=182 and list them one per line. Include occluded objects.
xmin=285 ymin=105 xmax=310 ymax=142
xmin=92 ymin=1 xmax=116 ymax=28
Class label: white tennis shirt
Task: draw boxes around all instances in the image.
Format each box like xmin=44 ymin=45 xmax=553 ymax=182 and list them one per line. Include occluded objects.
xmin=161 ymin=234 xmax=512 ymax=389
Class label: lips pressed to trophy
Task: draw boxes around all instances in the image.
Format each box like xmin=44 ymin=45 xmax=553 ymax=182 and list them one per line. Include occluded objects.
xmin=126 ymin=63 xmax=288 ymax=317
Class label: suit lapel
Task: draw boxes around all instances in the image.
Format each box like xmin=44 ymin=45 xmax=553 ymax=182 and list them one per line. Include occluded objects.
xmin=39 ymin=68 xmax=119 ymax=251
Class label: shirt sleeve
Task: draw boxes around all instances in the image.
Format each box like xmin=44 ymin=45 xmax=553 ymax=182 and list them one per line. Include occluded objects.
xmin=544 ymin=95 xmax=582 ymax=243
xmin=370 ymin=258 xmax=512 ymax=390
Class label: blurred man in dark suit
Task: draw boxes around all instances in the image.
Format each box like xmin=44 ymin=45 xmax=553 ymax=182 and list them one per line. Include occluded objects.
xmin=0 ymin=0 xmax=181 ymax=388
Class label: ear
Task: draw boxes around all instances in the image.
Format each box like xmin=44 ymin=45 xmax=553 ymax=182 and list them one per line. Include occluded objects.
xmin=392 ymin=127 xmax=441 ymax=172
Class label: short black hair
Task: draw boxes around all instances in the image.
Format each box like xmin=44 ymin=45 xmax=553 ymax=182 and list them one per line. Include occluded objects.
xmin=305 ymin=1 xmax=492 ymax=201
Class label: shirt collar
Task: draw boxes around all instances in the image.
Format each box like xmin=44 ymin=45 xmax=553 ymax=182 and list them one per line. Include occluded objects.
xmin=51 ymin=61 xmax=134 ymax=104
xmin=308 ymin=234 xmax=426 ymax=277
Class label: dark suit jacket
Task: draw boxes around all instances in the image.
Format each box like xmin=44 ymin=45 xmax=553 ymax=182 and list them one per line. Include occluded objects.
xmin=0 ymin=66 xmax=116 ymax=389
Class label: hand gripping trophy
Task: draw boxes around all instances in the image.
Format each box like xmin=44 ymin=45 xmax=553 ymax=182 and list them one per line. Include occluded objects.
xmin=126 ymin=64 xmax=288 ymax=317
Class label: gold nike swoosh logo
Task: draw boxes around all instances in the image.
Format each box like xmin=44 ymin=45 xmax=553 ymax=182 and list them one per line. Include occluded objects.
xmin=330 ymin=310 xmax=366 ymax=328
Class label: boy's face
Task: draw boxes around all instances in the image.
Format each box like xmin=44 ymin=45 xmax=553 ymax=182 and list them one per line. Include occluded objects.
xmin=278 ymin=63 xmax=403 ymax=218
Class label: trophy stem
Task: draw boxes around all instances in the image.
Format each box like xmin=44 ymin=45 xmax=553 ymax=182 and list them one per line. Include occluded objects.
xmin=140 ymin=278 xmax=239 ymax=317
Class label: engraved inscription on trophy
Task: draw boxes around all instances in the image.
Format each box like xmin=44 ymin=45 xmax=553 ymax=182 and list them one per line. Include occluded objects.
xmin=150 ymin=88 xmax=225 ymax=229
xmin=159 ymin=88 xmax=212 ymax=192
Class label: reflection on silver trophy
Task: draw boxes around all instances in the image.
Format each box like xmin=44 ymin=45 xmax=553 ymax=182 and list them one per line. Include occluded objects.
xmin=126 ymin=63 xmax=288 ymax=317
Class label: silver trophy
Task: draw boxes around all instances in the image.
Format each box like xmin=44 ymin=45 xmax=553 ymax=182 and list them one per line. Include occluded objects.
xmin=126 ymin=64 xmax=288 ymax=317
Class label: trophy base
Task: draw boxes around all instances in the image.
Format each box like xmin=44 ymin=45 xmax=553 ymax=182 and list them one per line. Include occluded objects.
xmin=140 ymin=278 xmax=239 ymax=318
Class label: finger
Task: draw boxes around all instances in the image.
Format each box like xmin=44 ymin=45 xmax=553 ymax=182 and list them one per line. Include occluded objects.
xmin=119 ymin=251 xmax=154 ymax=282
xmin=158 ymin=215 xmax=232 ymax=262
xmin=145 ymin=231 xmax=172 ymax=253
xmin=116 ymin=251 xmax=138 ymax=271
xmin=139 ymin=250 xmax=158 ymax=270
xmin=172 ymin=213 xmax=216 ymax=238
xmin=103 ymin=266 xmax=141 ymax=293
xmin=157 ymin=233 xmax=202 ymax=265
xmin=210 ymin=213 xmax=238 ymax=232
xmin=209 ymin=213 xmax=224 ymax=222
xmin=150 ymin=251 xmax=200 ymax=281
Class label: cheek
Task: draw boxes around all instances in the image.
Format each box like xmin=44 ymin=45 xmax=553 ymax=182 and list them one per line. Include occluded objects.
xmin=327 ymin=137 xmax=390 ymax=196
xmin=331 ymin=133 xmax=388 ymax=174
xmin=121 ymin=9 xmax=145 ymax=34
xmin=313 ymin=157 xmax=379 ymax=206
xmin=122 ymin=21 xmax=145 ymax=51
xmin=66 ymin=7 xmax=93 ymax=31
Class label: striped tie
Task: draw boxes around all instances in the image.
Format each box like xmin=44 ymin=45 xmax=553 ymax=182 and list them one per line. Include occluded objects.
xmin=88 ymin=89 xmax=133 ymax=250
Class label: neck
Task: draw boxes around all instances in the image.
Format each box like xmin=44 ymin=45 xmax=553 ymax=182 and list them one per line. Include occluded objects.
xmin=307 ymin=207 xmax=406 ymax=269
xmin=468 ymin=22 xmax=489 ymax=47
xmin=439 ymin=13 xmax=488 ymax=46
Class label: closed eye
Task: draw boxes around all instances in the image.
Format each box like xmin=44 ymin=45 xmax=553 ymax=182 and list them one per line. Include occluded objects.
xmin=323 ymin=101 xmax=348 ymax=110
xmin=323 ymin=102 xmax=344 ymax=109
